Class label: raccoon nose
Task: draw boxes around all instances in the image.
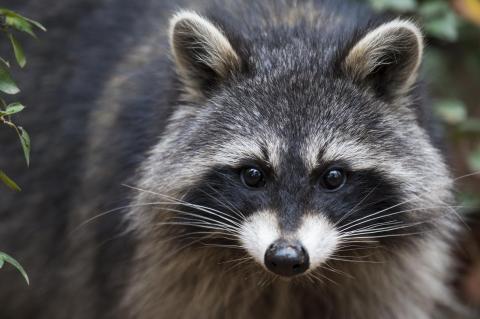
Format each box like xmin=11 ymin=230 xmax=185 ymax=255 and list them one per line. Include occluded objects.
xmin=264 ymin=240 xmax=309 ymax=277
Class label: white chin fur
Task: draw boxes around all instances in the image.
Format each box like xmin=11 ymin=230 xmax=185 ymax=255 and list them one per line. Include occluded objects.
xmin=240 ymin=211 xmax=339 ymax=270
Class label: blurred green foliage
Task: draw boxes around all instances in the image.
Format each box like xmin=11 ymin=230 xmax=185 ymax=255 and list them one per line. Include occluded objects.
xmin=368 ymin=0 xmax=480 ymax=213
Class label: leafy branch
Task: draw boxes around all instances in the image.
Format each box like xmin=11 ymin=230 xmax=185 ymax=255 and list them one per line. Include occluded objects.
xmin=0 ymin=8 xmax=45 ymax=285
xmin=0 ymin=8 xmax=45 ymax=191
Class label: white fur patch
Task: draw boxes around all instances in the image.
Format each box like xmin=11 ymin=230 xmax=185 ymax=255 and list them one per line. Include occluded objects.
xmin=240 ymin=211 xmax=281 ymax=264
xmin=212 ymin=136 xmax=266 ymax=166
xmin=296 ymin=214 xmax=339 ymax=269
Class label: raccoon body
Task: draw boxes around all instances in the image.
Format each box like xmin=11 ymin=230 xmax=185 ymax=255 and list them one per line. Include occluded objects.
xmin=0 ymin=0 xmax=462 ymax=318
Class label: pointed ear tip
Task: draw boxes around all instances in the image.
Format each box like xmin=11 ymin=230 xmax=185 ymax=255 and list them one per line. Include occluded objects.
xmin=384 ymin=19 xmax=424 ymax=45
xmin=168 ymin=10 xmax=203 ymax=37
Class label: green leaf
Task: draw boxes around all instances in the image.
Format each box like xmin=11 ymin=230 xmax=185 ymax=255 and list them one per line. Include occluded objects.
xmin=0 ymin=65 xmax=20 ymax=95
xmin=3 ymin=102 xmax=25 ymax=115
xmin=0 ymin=9 xmax=45 ymax=35
xmin=23 ymin=17 xmax=46 ymax=32
xmin=0 ymin=252 xmax=29 ymax=285
xmin=9 ymin=34 xmax=26 ymax=68
xmin=4 ymin=14 xmax=36 ymax=37
xmin=468 ymin=147 xmax=480 ymax=172
xmin=17 ymin=127 xmax=31 ymax=167
xmin=0 ymin=57 xmax=10 ymax=68
xmin=434 ymin=99 xmax=467 ymax=124
xmin=0 ymin=170 xmax=21 ymax=191
xmin=0 ymin=258 xmax=4 ymax=268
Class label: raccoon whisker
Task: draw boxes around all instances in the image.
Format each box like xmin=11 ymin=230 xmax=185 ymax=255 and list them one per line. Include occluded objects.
xmin=309 ymin=269 xmax=339 ymax=286
xmin=155 ymin=214 xmax=240 ymax=236
xmin=342 ymin=224 xmax=421 ymax=237
xmin=305 ymin=272 xmax=324 ymax=286
xmin=304 ymin=273 xmax=317 ymax=285
xmin=327 ymin=256 xmax=383 ymax=264
xmin=258 ymin=274 xmax=278 ymax=288
xmin=150 ymin=231 xmax=236 ymax=250
xmin=249 ymin=269 xmax=269 ymax=286
xmin=408 ymin=191 xmax=469 ymax=230
xmin=202 ymin=184 xmax=246 ymax=220
xmin=153 ymin=221 xmax=241 ymax=236
xmin=358 ymin=220 xmax=402 ymax=228
xmin=175 ymin=164 xmax=246 ymax=220
xmin=157 ymin=206 xmax=244 ymax=230
xmin=334 ymin=186 xmax=378 ymax=227
xmin=167 ymin=200 xmax=245 ymax=227
xmin=74 ymin=199 xmax=243 ymax=236
xmin=321 ymin=262 xmax=355 ymax=280
xmin=330 ymin=252 xmax=376 ymax=260
xmin=338 ymin=239 xmax=379 ymax=245
xmin=331 ymin=248 xmax=378 ymax=259
xmin=171 ymin=231 xmax=235 ymax=241
xmin=338 ymin=194 xmax=459 ymax=232
xmin=202 ymin=243 xmax=245 ymax=250
xmin=222 ymin=257 xmax=255 ymax=274
xmin=180 ymin=231 xmax=240 ymax=243
xmin=335 ymin=196 xmax=403 ymax=229
xmin=339 ymin=205 xmax=460 ymax=233
xmin=337 ymin=245 xmax=382 ymax=252
xmin=345 ymin=220 xmax=403 ymax=233
xmin=122 ymin=184 xmax=244 ymax=224
xmin=72 ymin=201 xmax=179 ymax=233
xmin=174 ymin=209 xmax=243 ymax=230
xmin=257 ymin=276 xmax=269 ymax=287
xmin=219 ymin=256 xmax=254 ymax=265
xmin=452 ymin=169 xmax=480 ymax=182
xmin=346 ymin=232 xmax=425 ymax=240
xmin=166 ymin=214 xmax=243 ymax=235
xmin=165 ymin=222 xmax=241 ymax=238
xmin=337 ymin=199 xmax=417 ymax=231
xmin=344 ymin=221 xmax=427 ymax=237
xmin=342 ymin=221 xmax=406 ymax=235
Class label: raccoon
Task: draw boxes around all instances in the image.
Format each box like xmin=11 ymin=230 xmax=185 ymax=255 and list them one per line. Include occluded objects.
xmin=0 ymin=0 xmax=465 ymax=318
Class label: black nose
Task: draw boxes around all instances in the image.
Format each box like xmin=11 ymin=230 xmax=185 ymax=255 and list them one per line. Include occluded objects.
xmin=264 ymin=240 xmax=309 ymax=277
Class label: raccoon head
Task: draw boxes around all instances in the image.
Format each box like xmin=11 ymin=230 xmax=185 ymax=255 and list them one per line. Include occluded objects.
xmin=135 ymin=11 xmax=453 ymax=279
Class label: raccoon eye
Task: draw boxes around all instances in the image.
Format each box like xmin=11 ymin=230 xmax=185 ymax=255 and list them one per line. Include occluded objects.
xmin=241 ymin=167 xmax=265 ymax=188
xmin=320 ymin=168 xmax=346 ymax=191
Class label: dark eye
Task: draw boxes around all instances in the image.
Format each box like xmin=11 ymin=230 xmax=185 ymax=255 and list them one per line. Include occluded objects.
xmin=241 ymin=167 xmax=265 ymax=188
xmin=320 ymin=168 xmax=346 ymax=191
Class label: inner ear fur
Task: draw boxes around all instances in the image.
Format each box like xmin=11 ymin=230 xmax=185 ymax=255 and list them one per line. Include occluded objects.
xmin=169 ymin=11 xmax=241 ymax=96
xmin=343 ymin=19 xmax=424 ymax=98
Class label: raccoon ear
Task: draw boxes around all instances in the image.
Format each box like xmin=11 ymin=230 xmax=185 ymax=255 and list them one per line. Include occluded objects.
xmin=342 ymin=20 xmax=423 ymax=98
xmin=169 ymin=11 xmax=242 ymax=97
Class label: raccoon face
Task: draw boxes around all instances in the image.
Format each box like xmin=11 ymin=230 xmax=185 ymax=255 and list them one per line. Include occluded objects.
xmin=153 ymin=11 xmax=452 ymax=278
